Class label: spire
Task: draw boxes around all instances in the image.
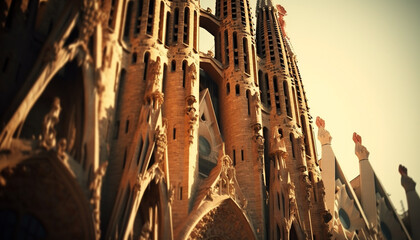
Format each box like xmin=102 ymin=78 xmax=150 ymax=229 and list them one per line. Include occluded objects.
xmin=257 ymin=0 xmax=273 ymax=8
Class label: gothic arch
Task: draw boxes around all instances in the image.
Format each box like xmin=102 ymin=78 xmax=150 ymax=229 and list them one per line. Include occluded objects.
xmin=0 ymin=152 xmax=95 ymax=239
xmin=179 ymin=197 xmax=257 ymax=239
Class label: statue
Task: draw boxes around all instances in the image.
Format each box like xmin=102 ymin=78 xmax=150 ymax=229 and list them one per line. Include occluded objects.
xmin=186 ymin=62 xmax=197 ymax=88
xmin=352 ymin=132 xmax=369 ymax=161
xmin=41 ymin=97 xmax=61 ymax=150
xmin=315 ymin=116 xmax=331 ymax=145
xmin=145 ymin=58 xmax=162 ymax=101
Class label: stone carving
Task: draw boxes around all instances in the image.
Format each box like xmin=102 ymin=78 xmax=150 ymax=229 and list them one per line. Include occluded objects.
xmin=139 ymin=220 xmax=152 ymax=240
xmin=134 ymin=173 xmax=143 ymax=194
xmin=399 ymin=164 xmax=416 ymax=192
xmin=89 ymin=161 xmax=108 ymax=239
xmin=352 ymin=132 xmax=369 ymax=161
xmin=155 ymin=120 xmax=167 ymax=164
xmin=186 ymin=62 xmax=197 ymax=88
xmin=80 ymin=0 xmax=107 ymax=43
xmin=316 ymin=116 xmax=332 ymax=145
xmin=185 ymin=95 xmax=198 ymax=144
xmin=145 ymin=58 xmax=164 ymax=108
xmin=169 ymin=185 xmax=175 ymax=204
xmin=270 ymin=126 xmax=288 ymax=158
xmin=41 ymin=97 xmax=61 ymax=150
xmin=252 ymin=123 xmax=264 ymax=164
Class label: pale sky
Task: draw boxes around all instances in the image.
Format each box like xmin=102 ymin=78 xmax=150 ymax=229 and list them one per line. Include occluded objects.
xmin=199 ymin=0 xmax=420 ymax=214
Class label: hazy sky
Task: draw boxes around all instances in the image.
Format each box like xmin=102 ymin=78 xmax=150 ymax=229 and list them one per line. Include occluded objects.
xmin=199 ymin=0 xmax=420 ymax=213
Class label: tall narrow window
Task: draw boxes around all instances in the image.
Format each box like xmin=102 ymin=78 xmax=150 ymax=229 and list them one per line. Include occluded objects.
xmin=233 ymin=32 xmax=239 ymax=68
xmin=226 ymin=82 xmax=230 ymax=95
xmin=183 ymin=7 xmax=190 ymax=44
xmin=182 ymin=60 xmax=187 ymax=88
xmin=241 ymin=149 xmax=244 ymax=161
xmin=292 ymin=87 xmax=300 ymax=124
xmin=173 ymin=8 xmax=179 ymax=43
xmin=224 ymin=30 xmax=229 ymax=66
xmin=223 ymin=0 xmax=227 ymax=18
xmin=240 ymin=0 xmax=246 ymax=26
xmin=108 ymin=0 xmax=118 ymax=29
xmin=301 ymin=115 xmax=310 ymax=156
xmin=165 ymin=12 xmax=171 ymax=46
xmin=173 ymin=128 xmax=176 ymax=139
xmin=252 ymin=45 xmax=257 ymax=82
xmin=171 ymin=60 xmax=176 ymax=71
xmin=134 ymin=0 xmax=143 ymax=35
xmin=179 ymin=187 xmax=183 ymax=200
xmin=146 ymin=0 xmax=155 ymax=35
xmin=123 ymin=1 xmax=133 ymax=41
xmin=132 ymin=52 xmax=137 ymax=64
xmin=283 ymin=81 xmax=292 ymax=117
xmin=233 ymin=149 xmax=236 ymax=166
xmin=158 ymin=2 xmax=164 ymax=42
xmin=143 ymin=52 xmax=150 ymax=81
xmin=231 ymin=0 xmax=237 ymax=19
xmin=243 ymin=38 xmax=250 ymax=74
xmin=193 ymin=11 xmax=198 ymax=50
xmin=289 ymin=133 xmax=295 ymax=158
xmin=258 ymin=70 xmax=267 ymax=104
xmin=162 ymin=64 xmax=167 ymax=93
xmin=125 ymin=119 xmax=130 ymax=133
xmin=265 ymin=74 xmax=271 ymax=107
xmin=273 ymin=76 xmax=281 ymax=115
xmin=246 ymin=90 xmax=250 ymax=115
xmin=235 ymin=84 xmax=240 ymax=96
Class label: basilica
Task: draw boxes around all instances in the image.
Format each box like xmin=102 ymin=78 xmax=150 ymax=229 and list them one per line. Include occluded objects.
xmin=0 ymin=0 xmax=418 ymax=239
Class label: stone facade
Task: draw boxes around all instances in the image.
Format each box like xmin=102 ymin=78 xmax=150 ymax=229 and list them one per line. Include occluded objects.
xmin=0 ymin=0 xmax=416 ymax=239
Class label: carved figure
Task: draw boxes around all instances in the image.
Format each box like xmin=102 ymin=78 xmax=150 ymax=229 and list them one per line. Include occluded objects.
xmin=186 ymin=62 xmax=197 ymax=88
xmin=271 ymin=126 xmax=287 ymax=158
xmin=41 ymin=97 xmax=61 ymax=150
xmin=185 ymin=96 xmax=198 ymax=144
xmin=352 ymin=132 xmax=369 ymax=161
xmin=89 ymin=161 xmax=108 ymax=239
xmin=145 ymin=58 xmax=162 ymax=105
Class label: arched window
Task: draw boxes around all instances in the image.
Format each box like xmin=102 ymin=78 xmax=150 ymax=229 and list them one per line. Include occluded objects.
xmin=240 ymin=0 xmax=246 ymax=26
xmin=273 ymin=76 xmax=281 ymax=115
xmin=292 ymin=86 xmax=300 ymax=125
xmin=134 ymin=0 xmax=143 ymax=35
xmin=289 ymin=133 xmax=295 ymax=158
xmin=183 ymin=7 xmax=190 ymax=44
xmin=226 ymin=82 xmax=230 ymax=95
xmin=235 ymin=84 xmax=240 ymax=96
xmin=224 ymin=30 xmax=229 ymax=66
xmin=243 ymin=38 xmax=250 ymax=74
xmin=173 ymin=8 xmax=179 ymax=42
xmin=301 ymin=115 xmax=310 ymax=156
xmin=108 ymin=0 xmax=118 ymax=29
xmin=233 ymin=149 xmax=236 ymax=166
xmin=162 ymin=64 xmax=167 ymax=93
xmin=265 ymin=74 xmax=271 ymax=107
xmin=223 ymin=0 xmax=227 ymax=18
xmin=231 ymin=0 xmax=237 ymax=19
xmin=132 ymin=52 xmax=137 ymax=64
xmin=171 ymin=60 xmax=176 ymax=71
xmin=193 ymin=11 xmax=198 ymax=50
xmin=233 ymin=32 xmax=239 ymax=67
xmin=165 ymin=12 xmax=171 ymax=46
xmin=283 ymin=81 xmax=292 ymax=117
xmin=182 ymin=60 xmax=187 ymax=88
xmin=146 ymin=0 xmax=155 ymax=35
xmin=158 ymin=2 xmax=164 ymax=42
xmin=143 ymin=52 xmax=150 ymax=81
xmin=123 ymin=1 xmax=133 ymax=41
xmin=246 ymin=90 xmax=250 ymax=115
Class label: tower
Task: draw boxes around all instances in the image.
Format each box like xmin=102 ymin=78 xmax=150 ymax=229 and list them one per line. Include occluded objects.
xmin=256 ymin=1 xmax=329 ymax=239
